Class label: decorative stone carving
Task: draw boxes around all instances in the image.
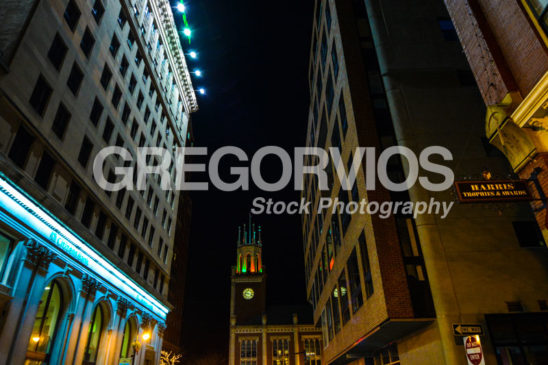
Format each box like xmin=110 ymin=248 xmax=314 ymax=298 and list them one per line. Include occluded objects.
xmin=141 ymin=312 xmax=156 ymax=330
xmin=117 ymin=297 xmax=133 ymax=317
xmin=81 ymin=274 xmax=102 ymax=297
xmin=23 ymin=239 xmax=57 ymax=272
xmin=157 ymin=322 xmax=166 ymax=337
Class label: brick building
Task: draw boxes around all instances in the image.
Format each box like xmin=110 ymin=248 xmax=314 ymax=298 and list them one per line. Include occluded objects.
xmin=443 ymin=0 xmax=548 ymax=241
xmin=229 ymin=220 xmax=322 ymax=365
xmin=0 ymin=0 xmax=196 ymax=363
xmin=303 ymin=0 xmax=548 ymax=364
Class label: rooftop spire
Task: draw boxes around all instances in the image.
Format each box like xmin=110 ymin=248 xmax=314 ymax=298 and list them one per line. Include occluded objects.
xmin=236 ymin=215 xmax=263 ymax=246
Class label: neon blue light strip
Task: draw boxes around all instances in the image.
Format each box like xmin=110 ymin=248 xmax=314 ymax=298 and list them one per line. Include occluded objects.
xmin=0 ymin=174 xmax=168 ymax=320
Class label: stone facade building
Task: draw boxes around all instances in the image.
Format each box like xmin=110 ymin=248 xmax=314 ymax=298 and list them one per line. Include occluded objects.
xmin=0 ymin=0 xmax=196 ymax=362
xmin=229 ymin=221 xmax=323 ymax=365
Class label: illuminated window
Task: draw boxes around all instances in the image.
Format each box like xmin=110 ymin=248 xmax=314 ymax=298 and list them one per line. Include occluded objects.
xmin=26 ymin=280 xmax=65 ymax=362
xmin=0 ymin=233 xmax=13 ymax=281
xmin=120 ymin=319 xmax=136 ymax=359
xmin=338 ymin=270 xmax=350 ymax=325
xmin=84 ymin=304 xmax=105 ymax=364
xmin=304 ymin=338 xmax=321 ymax=365
xmin=240 ymin=339 xmax=257 ymax=365
xmin=331 ymin=285 xmax=341 ymax=333
xmin=272 ymin=338 xmax=289 ymax=365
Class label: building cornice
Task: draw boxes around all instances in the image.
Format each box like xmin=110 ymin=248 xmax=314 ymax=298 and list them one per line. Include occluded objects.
xmin=152 ymin=0 xmax=198 ymax=113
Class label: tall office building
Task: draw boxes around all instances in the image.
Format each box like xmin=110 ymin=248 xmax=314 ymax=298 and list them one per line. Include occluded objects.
xmin=443 ymin=0 xmax=548 ymax=245
xmin=303 ymin=0 xmax=548 ymax=364
xmin=0 ymin=0 xmax=197 ymax=363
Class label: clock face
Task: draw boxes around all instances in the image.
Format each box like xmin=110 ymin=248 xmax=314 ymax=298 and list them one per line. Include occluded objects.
xmin=242 ymin=288 xmax=254 ymax=300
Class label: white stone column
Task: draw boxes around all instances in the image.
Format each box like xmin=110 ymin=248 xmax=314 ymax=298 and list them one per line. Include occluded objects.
xmin=67 ymin=275 xmax=102 ymax=365
xmin=110 ymin=298 xmax=133 ymax=365
xmin=2 ymin=240 xmax=57 ymax=365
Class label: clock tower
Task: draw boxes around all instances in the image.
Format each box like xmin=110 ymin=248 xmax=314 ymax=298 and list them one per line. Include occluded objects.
xmin=230 ymin=217 xmax=266 ymax=325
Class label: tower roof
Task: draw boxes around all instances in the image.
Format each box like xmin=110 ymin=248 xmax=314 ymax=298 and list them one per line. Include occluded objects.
xmin=237 ymin=214 xmax=262 ymax=247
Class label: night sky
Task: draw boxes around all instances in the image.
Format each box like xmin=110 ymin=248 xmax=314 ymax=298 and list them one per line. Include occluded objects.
xmin=177 ymin=1 xmax=314 ymax=361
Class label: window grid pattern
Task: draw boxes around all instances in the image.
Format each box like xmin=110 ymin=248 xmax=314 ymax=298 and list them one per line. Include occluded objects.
xmin=304 ymin=338 xmax=322 ymax=365
xmin=272 ymin=338 xmax=290 ymax=365
xmin=240 ymin=339 xmax=257 ymax=365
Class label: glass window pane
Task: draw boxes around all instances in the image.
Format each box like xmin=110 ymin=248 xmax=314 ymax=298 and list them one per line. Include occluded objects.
xmin=0 ymin=233 xmax=12 ymax=277
xmin=27 ymin=280 xmax=63 ymax=356
xmin=84 ymin=305 xmax=104 ymax=362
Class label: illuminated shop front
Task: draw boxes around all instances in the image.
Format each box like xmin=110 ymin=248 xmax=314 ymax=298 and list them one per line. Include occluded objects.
xmin=0 ymin=173 xmax=168 ymax=365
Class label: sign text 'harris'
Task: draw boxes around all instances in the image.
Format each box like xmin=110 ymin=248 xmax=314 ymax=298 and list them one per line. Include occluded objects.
xmin=454 ymin=180 xmax=533 ymax=203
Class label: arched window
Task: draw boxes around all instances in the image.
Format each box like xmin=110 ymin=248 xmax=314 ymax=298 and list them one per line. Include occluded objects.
xmin=26 ymin=279 xmax=64 ymax=363
xmin=83 ymin=304 xmax=104 ymax=364
xmin=246 ymin=254 xmax=251 ymax=273
xmin=120 ymin=319 xmax=136 ymax=359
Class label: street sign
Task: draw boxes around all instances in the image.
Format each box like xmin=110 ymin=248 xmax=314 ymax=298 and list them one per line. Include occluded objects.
xmin=453 ymin=324 xmax=483 ymax=336
xmin=464 ymin=336 xmax=485 ymax=365
xmin=454 ymin=180 xmax=533 ymax=203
